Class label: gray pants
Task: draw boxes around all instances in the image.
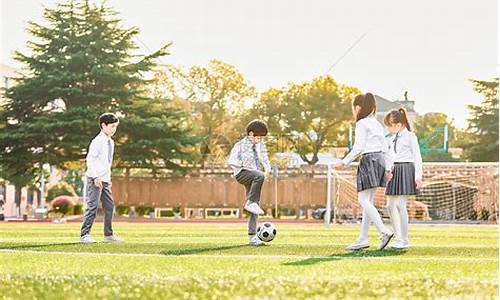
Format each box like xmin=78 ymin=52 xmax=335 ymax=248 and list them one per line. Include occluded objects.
xmin=80 ymin=177 xmax=114 ymax=237
xmin=235 ymin=169 xmax=265 ymax=235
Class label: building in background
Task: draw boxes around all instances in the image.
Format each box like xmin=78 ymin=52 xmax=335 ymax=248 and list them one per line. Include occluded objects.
xmin=0 ymin=63 xmax=18 ymax=102
xmin=374 ymin=92 xmax=417 ymax=128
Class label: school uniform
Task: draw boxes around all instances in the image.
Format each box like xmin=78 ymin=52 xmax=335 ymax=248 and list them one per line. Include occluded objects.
xmin=80 ymin=131 xmax=115 ymax=237
xmin=342 ymin=115 xmax=394 ymax=246
xmin=386 ymin=128 xmax=423 ymax=195
xmin=342 ymin=115 xmax=394 ymax=192
xmin=227 ymin=137 xmax=271 ymax=235
xmin=385 ymin=127 xmax=423 ymax=248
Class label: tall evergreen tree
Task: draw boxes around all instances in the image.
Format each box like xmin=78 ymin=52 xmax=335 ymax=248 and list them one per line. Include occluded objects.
xmin=463 ymin=78 xmax=499 ymax=162
xmin=0 ymin=0 xmax=197 ymax=198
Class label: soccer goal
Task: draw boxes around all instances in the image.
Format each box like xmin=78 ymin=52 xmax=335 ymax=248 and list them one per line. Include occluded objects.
xmin=324 ymin=162 xmax=498 ymax=224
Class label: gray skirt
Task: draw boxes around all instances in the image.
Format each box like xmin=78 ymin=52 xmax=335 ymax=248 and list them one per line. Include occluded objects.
xmin=357 ymin=152 xmax=387 ymax=192
xmin=386 ymin=162 xmax=417 ymax=195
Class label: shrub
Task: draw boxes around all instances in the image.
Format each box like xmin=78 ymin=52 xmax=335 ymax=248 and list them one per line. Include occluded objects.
xmin=136 ymin=206 xmax=154 ymax=217
xmin=51 ymin=196 xmax=75 ymax=217
xmin=47 ymin=182 xmax=76 ymax=202
xmin=73 ymin=204 xmax=84 ymax=215
xmin=116 ymin=205 xmax=130 ymax=216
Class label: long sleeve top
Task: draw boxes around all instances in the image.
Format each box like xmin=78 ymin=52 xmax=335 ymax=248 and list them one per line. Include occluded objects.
xmin=85 ymin=131 xmax=114 ymax=183
xmin=227 ymin=137 xmax=271 ymax=176
xmin=388 ymin=127 xmax=423 ymax=180
xmin=342 ymin=115 xmax=394 ymax=171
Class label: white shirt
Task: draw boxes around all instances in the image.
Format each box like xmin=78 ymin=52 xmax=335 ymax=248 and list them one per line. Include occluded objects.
xmin=85 ymin=131 xmax=114 ymax=183
xmin=227 ymin=137 xmax=271 ymax=176
xmin=342 ymin=115 xmax=394 ymax=171
xmin=388 ymin=128 xmax=423 ymax=180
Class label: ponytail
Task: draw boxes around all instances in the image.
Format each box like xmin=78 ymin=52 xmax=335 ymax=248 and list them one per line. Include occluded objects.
xmin=398 ymin=108 xmax=411 ymax=131
xmin=384 ymin=108 xmax=412 ymax=131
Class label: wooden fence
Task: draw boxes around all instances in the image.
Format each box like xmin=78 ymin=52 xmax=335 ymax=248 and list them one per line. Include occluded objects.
xmin=110 ymin=163 xmax=498 ymax=221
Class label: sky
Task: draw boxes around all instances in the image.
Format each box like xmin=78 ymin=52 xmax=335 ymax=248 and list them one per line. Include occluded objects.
xmin=1 ymin=0 xmax=498 ymax=128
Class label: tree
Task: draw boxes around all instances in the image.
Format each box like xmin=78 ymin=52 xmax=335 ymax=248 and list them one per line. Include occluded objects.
xmin=244 ymin=76 xmax=360 ymax=165
xmin=462 ymin=78 xmax=499 ymax=162
xmin=117 ymin=96 xmax=200 ymax=176
xmin=0 ymin=0 xmax=197 ymax=196
xmin=239 ymin=87 xmax=293 ymax=158
xmin=152 ymin=60 xmax=256 ymax=166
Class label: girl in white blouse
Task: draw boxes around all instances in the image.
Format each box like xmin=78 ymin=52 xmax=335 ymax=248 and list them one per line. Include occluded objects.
xmin=336 ymin=93 xmax=394 ymax=251
xmin=384 ymin=108 xmax=423 ymax=249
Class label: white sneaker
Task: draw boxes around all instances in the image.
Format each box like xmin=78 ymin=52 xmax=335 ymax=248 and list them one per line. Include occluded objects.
xmin=346 ymin=240 xmax=369 ymax=251
xmin=249 ymin=235 xmax=264 ymax=246
xmin=244 ymin=201 xmax=264 ymax=215
xmin=80 ymin=234 xmax=96 ymax=244
xmin=392 ymin=241 xmax=410 ymax=249
xmin=378 ymin=232 xmax=394 ymax=250
xmin=103 ymin=235 xmax=125 ymax=243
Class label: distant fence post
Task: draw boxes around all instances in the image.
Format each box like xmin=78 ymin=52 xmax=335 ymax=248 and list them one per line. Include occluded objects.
xmin=273 ymin=165 xmax=279 ymax=219
xmin=325 ymin=164 xmax=332 ymax=227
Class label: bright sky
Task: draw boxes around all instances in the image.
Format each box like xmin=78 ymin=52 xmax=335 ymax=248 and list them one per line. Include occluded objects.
xmin=1 ymin=0 xmax=498 ymax=128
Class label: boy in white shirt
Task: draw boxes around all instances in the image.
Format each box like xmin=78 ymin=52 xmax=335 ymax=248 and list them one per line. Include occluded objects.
xmin=227 ymin=120 xmax=271 ymax=246
xmin=80 ymin=113 xmax=123 ymax=244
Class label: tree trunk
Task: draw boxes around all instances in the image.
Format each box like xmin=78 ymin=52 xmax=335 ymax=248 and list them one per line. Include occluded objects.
xmin=14 ymin=184 xmax=22 ymax=217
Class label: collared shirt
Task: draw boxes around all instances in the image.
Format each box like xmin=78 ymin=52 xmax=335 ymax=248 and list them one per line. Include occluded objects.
xmin=388 ymin=127 xmax=423 ymax=180
xmin=342 ymin=115 xmax=394 ymax=171
xmin=227 ymin=137 xmax=271 ymax=176
xmin=85 ymin=131 xmax=114 ymax=183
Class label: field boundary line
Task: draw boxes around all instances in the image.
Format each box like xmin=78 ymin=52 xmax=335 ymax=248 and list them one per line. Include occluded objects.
xmin=0 ymin=249 xmax=497 ymax=262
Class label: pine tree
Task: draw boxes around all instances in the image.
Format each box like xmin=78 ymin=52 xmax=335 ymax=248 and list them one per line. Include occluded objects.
xmin=0 ymin=0 xmax=197 ymax=197
xmin=464 ymin=78 xmax=499 ymax=162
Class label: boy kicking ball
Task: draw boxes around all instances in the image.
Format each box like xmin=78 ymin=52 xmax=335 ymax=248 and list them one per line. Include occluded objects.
xmin=80 ymin=113 xmax=124 ymax=244
xmin=227 ymin=120 xmax=271 ymax=246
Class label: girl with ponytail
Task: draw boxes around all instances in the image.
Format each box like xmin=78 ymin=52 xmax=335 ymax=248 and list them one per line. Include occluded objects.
xmin=335 ymin=93 xmax=395 ymax=251
xmin=383 ymin=108 xmax=423 ymax=249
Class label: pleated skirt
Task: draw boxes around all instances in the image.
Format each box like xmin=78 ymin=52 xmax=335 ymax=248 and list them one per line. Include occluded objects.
xmin=386 ymin=162 xmax=417 ymax=195
xmin=356 ymin=152 xmax=387 ymax=192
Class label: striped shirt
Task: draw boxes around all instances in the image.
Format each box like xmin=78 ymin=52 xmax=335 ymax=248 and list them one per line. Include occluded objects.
xmin=227 ymin=137 xmax=271 ymax=176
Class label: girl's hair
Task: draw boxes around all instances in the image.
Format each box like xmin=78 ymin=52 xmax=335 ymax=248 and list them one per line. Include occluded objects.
xmin=353 ymin=93 xmax=377 ymax=122
xmin=384 ymin=108 xmax=412 ymax=131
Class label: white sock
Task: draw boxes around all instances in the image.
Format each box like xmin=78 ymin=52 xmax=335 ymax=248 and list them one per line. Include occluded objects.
xmin=358 ymin=188 xmax=388 ymax=237
xmin=387 ymin=196 xmax=402 ymax=242
xmin=397 ymin=196 xmax=409 ymax=243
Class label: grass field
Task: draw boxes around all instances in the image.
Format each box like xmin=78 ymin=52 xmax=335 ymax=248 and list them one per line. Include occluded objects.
xmin=0 ymin=222 xmax=498 ymax=299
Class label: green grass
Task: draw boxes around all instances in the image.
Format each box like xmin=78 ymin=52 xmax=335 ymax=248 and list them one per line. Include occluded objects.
xmin=0 ymin=222 xmax=497 ymax=299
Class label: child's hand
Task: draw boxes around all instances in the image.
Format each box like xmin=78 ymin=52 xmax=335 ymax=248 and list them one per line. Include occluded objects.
xmin=242 ymin=160 xmax=253 ymax=168
xmin=386 ymin=171 xmax=393 ymax=182
xmin=415 ymin=179 xmax=422 ymax=189
xmin=94 ymin=178 xmax=103 ymax=189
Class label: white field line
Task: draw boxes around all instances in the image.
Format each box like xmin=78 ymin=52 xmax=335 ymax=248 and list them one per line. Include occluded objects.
xmin=0 ymin=239 xmax=497 ymax=249
xmin=0 ymin=249 xmax=497 ymax=262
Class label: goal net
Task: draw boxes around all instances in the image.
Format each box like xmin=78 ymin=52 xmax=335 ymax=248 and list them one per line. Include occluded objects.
xmin=331 ymin=163 xmax=498 ymax=223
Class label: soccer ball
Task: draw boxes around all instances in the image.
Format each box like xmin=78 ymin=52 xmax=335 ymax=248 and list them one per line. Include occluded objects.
xmin=257 ymin=222 xmax=277 ymax=242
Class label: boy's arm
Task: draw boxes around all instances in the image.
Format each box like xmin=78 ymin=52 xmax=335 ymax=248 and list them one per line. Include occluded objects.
xmin=261 ymin=143 xmax=271 ymax=174
xmin=227 ymin=142 xmax=242 ymax=168
xmin=86 ymin=139 xmax=101 ymax=179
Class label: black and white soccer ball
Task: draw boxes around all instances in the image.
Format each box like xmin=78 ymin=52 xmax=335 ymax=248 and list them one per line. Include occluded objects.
xmin=257 ymin=222 xmax=277 ymax=242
